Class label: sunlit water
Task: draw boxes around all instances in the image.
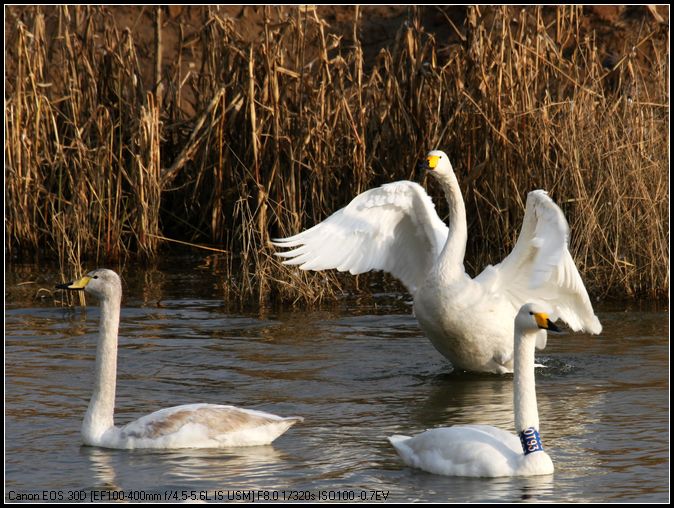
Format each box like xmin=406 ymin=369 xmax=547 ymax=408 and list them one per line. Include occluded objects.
xmin=4 ymin=265 xmax=669 ymax=502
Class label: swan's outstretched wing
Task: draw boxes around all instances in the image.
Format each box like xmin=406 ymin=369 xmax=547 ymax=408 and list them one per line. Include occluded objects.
xmin=273 ymin=181 xmax=449 ymax=295
xmin=475 ymin=190 xmax=602 ymax=334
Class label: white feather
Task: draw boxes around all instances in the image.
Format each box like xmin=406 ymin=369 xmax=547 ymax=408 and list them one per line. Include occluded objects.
xmin=274 ymin=151 xmax=602 ymax=373
xmin=274 ymin=181 xmax=448 ymax=295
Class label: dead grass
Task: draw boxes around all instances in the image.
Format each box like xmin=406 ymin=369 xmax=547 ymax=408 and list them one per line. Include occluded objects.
xmin=5 ymin=6 xmax=669 ymax=303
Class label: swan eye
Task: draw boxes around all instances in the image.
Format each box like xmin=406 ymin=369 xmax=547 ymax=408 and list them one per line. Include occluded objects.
xmin=93 ymin=275 xmax=99 ymax=279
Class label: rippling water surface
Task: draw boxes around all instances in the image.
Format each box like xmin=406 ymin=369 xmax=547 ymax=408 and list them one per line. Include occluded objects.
xmin=5 ymin=265 xmax=669 ymax=502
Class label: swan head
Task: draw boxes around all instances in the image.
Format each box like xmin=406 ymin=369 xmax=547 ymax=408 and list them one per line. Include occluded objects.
xmin=421 ymin=150 xmax=454 ymax=177
xmin=56 ymin=268 xmax=122 ymax=301
xmin=516 ymin=303 xmax=560 ymax=335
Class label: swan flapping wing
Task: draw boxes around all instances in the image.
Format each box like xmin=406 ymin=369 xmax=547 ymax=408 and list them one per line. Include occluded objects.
xmin=273 ymin=181 xmax=449 ymax=295
xmin=475 ymin=190 xmax=602 ymax=334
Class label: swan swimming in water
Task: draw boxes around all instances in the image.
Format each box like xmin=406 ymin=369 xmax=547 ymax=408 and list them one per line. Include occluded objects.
xmin=273 ymin=150 xmax=601 ymax=373
xmin=56 ymin=268 xmax=302 ymax=449
xmin=388 ymin=303 xmax=558 ymax=477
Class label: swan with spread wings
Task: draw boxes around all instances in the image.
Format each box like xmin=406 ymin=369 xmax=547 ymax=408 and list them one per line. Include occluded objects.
xmin=273 ymin=150 xmax=601 ymax=373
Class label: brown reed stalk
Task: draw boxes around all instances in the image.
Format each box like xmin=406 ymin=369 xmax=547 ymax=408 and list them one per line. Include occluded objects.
xmin=4 ymin=6 xmax=668 ymax=303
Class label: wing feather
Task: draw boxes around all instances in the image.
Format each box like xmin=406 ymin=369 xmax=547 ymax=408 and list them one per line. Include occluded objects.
xmin=120 ymin=403 xmax=302 ymax=443
xmin=476 ymin=190 xmax=601 ymax=334
xmin=273 ymin=181 xmax=449 ymax=295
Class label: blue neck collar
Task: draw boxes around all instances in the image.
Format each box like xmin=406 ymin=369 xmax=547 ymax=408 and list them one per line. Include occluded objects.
xmin=519 ymin=427 xmax=544 ymax=455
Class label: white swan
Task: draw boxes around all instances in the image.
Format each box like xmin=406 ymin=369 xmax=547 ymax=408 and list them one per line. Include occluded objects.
xmin=273 ymin=150 xmax=601 ymax=373
xmin=56 ymin=268 xmax=302 ymax=449
xmin=388 ymin=303 xmax=558 ymax=477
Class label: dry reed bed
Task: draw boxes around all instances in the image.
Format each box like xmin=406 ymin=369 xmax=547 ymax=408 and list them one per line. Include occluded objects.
xmin=5 ymin=6 xmax=669 ymax=303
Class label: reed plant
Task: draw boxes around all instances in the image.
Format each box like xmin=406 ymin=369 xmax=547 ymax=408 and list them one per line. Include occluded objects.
xmin=5 ymin=6 xmax=668 ymax=303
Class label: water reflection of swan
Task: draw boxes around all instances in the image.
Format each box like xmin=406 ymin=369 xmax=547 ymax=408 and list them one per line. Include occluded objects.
xmin=82 ymin=446 xmax=119 ymax=491
xmin=274 ymin=150 xmax=601 ymax=373
xmin=388 ymin=304 xmax=558 ymax=477
xmin=83 ymin=444 xmax=291 ymax=493
xmin=163 ymin=445 xmax=286 ymax=486
xmin=57 ymin=269 xmax=302 ymax=450
xmin=391 ymin=472 xmax=555 ymax=503
xmin=412 ymin=371 xmax=517 ymax=430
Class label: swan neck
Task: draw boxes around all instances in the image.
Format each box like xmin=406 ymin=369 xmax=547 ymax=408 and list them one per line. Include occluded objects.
xmin=82 ymin=293 xmax=120 ymax=442
xmin=513 ymin=330 xmax=539 ymax=434
xmin=435 ymin=171 xmax=467 ymax=278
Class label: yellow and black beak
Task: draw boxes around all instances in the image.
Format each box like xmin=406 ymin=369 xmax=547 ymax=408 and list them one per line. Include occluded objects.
xmin=56 ymin=275 xmax=91 ymax=291
xmin=533 ymin=312 xmax=560 ymax=332
xmin=419 ymin=154 xmax=441 ymax=171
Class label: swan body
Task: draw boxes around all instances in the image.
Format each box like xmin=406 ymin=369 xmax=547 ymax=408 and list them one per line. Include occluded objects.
xmin=388 ymin=303 xmax=557 ymax=477
xmin=57 ymin=269 xmax=302 ymax=450
xmin=273 ymin=150 xmax=601 ymax=373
